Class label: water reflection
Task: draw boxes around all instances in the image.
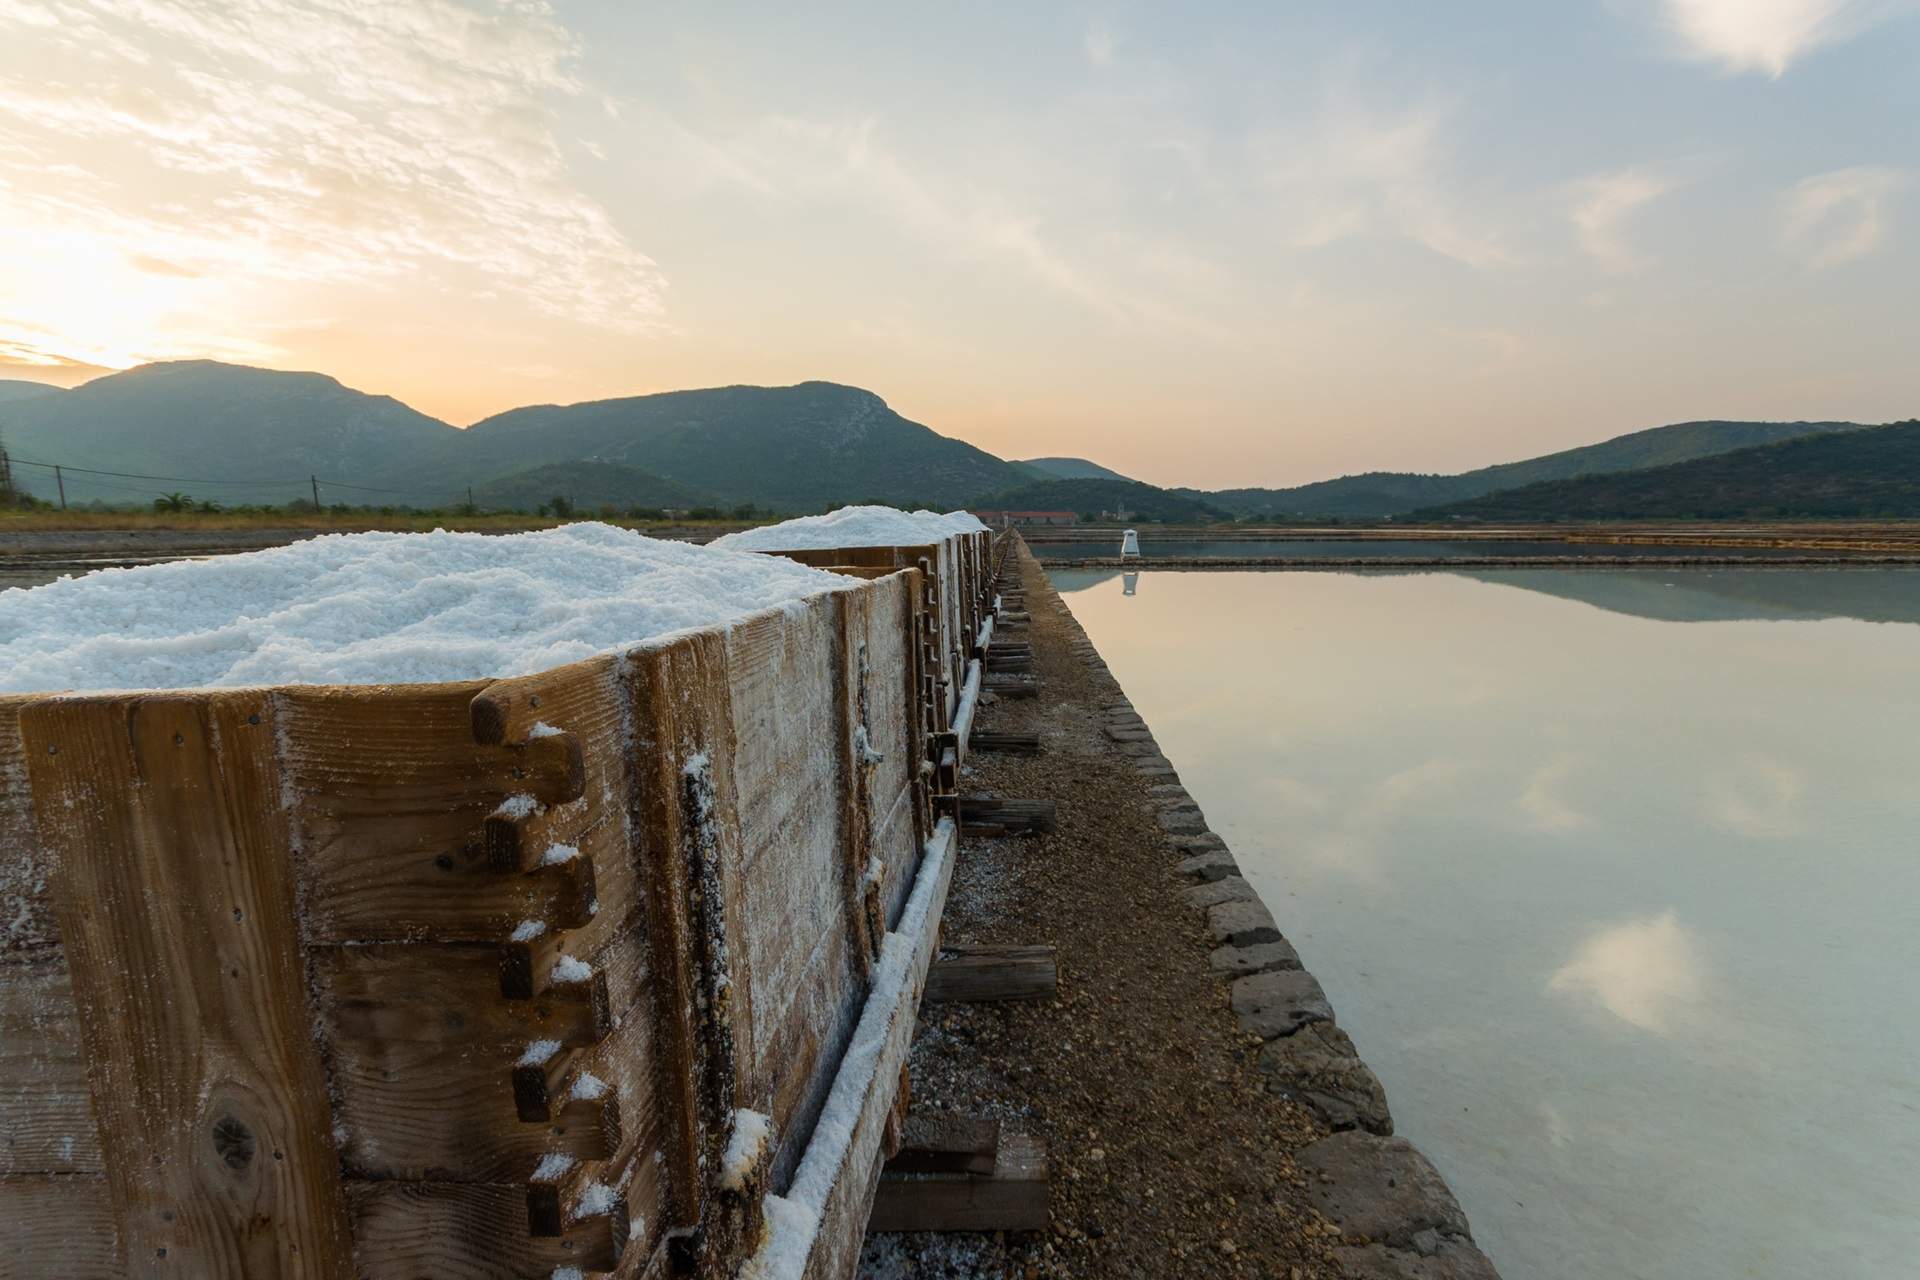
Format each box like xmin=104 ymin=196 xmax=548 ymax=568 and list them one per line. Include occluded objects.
xmin=1547 ymin=910 xmax=1707 ymax=1035
xmin=1122 ymin=571 xmax=1138 ymax=596
xmin=1051 ymin=566 xmax=1920 ymax=1280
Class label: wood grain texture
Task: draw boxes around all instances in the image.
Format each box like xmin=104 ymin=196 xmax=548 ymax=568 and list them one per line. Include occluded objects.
xmin=868 ymin=1134 xmax=1048 ymax=1234
xmin=0 ymin=948 xmax=101 ymax=1174
xmin=0 ymin=1175 xmax=120 ymax=1278
xmin=347 ymin=1181 xmax=637 ymax=1280
xmin=22 ymin=693 xmax=354 ymax=1278
xmin=925 ymin=945 xmax=1058 ymax=1004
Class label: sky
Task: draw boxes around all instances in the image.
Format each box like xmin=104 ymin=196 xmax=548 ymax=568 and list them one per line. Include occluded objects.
xmin=0 ymin=1 xmax=1915 ymax=489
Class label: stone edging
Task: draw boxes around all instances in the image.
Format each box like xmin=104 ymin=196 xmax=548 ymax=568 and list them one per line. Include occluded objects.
xmin=1027 ymin=556 xmax=1504 ymax=1280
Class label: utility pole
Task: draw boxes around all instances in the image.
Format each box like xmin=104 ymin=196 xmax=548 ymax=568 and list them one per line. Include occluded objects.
xmin=311 ymin=474 xmax=320 ymax=509
xmin=54 ymin=464 xmax=66 ymax=510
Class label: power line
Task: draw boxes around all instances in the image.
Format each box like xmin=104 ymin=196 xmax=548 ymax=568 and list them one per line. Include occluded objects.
xmin=10 ymin=454 xmax=466 ymax=503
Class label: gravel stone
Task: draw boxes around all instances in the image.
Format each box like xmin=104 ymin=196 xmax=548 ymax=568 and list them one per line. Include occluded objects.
xmin=1208 ymin=938 xmax=1302 ymax=978
xmin=1296 ymin=1132 xmax=1473 ymax=1249
xmin=1208 ymin=900 xmax=1282 ymax=947
xmin=1257 ymin=1022 xmax=1394 ymax=1135
xmin=1185 ymin=876 xmax=1259 ymax=908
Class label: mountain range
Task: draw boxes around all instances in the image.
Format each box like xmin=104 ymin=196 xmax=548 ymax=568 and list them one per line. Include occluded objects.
xmin=0 ymin=360 xmax=1903 ymax=519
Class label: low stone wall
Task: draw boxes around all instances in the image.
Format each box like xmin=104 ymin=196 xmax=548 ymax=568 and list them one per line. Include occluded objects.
xmin=1032 ymin=562 xmax=1504 ymax=1280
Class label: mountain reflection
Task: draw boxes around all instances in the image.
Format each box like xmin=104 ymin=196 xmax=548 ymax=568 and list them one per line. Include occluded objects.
xmin=1456 ymin=568 xmax=1920 ymax=625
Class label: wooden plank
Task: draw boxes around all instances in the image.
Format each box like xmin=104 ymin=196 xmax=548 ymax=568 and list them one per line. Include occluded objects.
xmin=0 ymin=947 xmax=102 ymax=1174
xmin=0 ymin=1175 xmax=120 ymax=1277
xmin=347 ymin=1181 xmax=642 ymax=1280
xmin=314 ymin=941 xmax=627 ymax=1179
xmin=0 ymin=698 xmax=60 ymax=954
xmin=970 ymin=732 xmax=1041 ymax=755
xmin=925 ymin=945 xmax=1057 ymax=1004
xmin=883 ymin=1114 xmax=1000 ymax=1176
xmin=22 ymin=693 xmax=355 ymax=1278
xmin=982 ymin=676 xmax=1038 ymax=700
xmin=960 ymin=797 xmax=1057 ymax=836
xmin=280 ymin=681 xmax=600 ymax=944
xmin=868 ymin=1134 xmax=1049 ymax=1234
xmin=743 ymin=817 xmax=957 ymax=1280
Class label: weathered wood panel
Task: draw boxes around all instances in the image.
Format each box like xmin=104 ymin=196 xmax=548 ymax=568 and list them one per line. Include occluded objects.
xmin=0 ymin=1176 xmax=120 ymax=1277
xmin=0 ymin=949 xmax=100 ymax=1175
xmin=22 ymin=694 xmax=355 ymax=1278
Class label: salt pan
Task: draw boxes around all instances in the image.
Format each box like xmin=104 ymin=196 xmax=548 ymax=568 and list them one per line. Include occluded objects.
xmin=0 ymin=522 xmax=856 ymax=693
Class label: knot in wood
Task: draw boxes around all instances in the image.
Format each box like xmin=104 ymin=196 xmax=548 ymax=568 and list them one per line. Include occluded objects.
xmin=211 ymin=1114 xmax=256 ymax=1170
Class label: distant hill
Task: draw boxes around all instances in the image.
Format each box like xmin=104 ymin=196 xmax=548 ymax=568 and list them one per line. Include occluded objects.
xmin=0 ymin=361 xmax=460 ymax=506
xmin=978 ymin=477 xmax=1229 ymax=523
xmin=1016 ymin=456 xmax=1136 ymax=483
xmin=0 ymin=363 xmax=1026 ymax=511
xmin=0 ymin=379 xmax=60 ymax=404
xmin=471 ymin=461 xmax=719 ymax=512
xmin=1196 ymin=420 xmax=1869 ymax=518
xmin=448 ymin=382 xmax=1023 ymax=512
xmin=1415 ymin=420 xmax=1920 ymax=520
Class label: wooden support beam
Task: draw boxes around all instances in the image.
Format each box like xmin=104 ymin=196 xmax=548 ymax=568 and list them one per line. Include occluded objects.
xmin=982 ymin=676 xmax=1038 ymax=700
xmin=959 ymin=797 xmax=1056 ymax=837
xmin=883 ymin=1114 xmax=1000 ymax=1176
xmin=868 ymin=1133 xmax=1049 ymax=1234
xmin=970 ymin=731 xmax=1041 ymax=755
xmin=925 ymin=945 xmax=1057 ymax=1004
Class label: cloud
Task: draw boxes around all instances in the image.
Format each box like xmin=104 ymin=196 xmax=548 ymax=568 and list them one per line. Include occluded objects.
xmin=1255 ymin=94 xmax=1514 ymax=268
xmin=1650 ymin=0 xmax=1918 ymax=76
xmin=1780 ymin=166 xmax=1909 ymax=268
xmin=0 ymin=0 xmax=664 ymax=369
xmin=1084 ymin=21 xmax=1118 ymax=67
xmin=1548 ymin=909 xmax=1707 ymax=1033
xmin=1570 ymin=169 xmax=1673 ymax=272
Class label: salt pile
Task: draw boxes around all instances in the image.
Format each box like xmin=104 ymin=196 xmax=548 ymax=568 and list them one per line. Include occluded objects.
xmin=0 ymin=523 xmax=855 ymax=694
xmin=708 ymin=505 xmax=985 ymax=552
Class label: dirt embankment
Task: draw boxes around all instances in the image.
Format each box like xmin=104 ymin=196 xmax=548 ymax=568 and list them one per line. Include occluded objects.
xmin=860 ymin=541 xmax=1497 ymax=1279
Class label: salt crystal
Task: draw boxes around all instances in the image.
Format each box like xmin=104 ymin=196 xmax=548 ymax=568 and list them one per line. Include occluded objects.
xmin=532 ymin=1152 xmax=577 ymax=1182
xmin=720 ymin=1109 xmax=773 ymax=1191
xmin=517 ymin=1039 xmax=561 ymax=1068
xmin=510 ymin=919 xmax=547 ymax=942
xmin=570 ymin=1072 xmax=609 ymax=1101
xmin=539 ymin=843 xmax=579 ymax=866
xmin=550 ymin=954 xmax=592 ymax=984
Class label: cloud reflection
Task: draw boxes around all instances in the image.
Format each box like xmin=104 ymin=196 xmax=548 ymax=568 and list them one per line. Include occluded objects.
xmin=1703 ymin=754 xmax=1805 ymax=839
xmin=1548 ymin=909 xmax=1706 ymax=1034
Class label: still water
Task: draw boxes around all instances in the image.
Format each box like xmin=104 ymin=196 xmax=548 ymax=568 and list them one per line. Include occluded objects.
xmin=1029 ymin=539 xmax=1830 ymax=560
xmin=1052 ymin=567 xmax=1920 ymax=1280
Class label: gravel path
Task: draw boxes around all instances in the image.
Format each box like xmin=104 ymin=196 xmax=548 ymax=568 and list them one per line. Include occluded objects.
xmin=860 ymin=542 xmax=1355 ymax=1279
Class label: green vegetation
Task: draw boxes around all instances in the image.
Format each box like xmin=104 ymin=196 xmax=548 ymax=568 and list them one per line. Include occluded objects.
xmin=975 ymin=477 xmax=1229 ymax=523
xmin=1413 ymin=420 xmax=1920 ymax=520
xmin=1014 ymin=456 xmax=1137 ymax=483
xmin=470 ymin=460 xmax=720 ymax=513
xmin=1195 ymin=420 xmax=1872 ymax=519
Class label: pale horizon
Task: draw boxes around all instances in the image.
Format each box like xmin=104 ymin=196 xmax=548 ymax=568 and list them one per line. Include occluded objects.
xmin=2 ymin=1 xmax=1915 ymax=490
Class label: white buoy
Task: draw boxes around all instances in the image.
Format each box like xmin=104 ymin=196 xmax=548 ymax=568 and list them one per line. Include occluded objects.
xmin=1120 ymin=528 xmax=1140 ymax=558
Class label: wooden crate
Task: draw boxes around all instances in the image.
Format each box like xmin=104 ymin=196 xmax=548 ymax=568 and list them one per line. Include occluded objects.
xmin=0 ymin=569 xmax=943 ymax=1279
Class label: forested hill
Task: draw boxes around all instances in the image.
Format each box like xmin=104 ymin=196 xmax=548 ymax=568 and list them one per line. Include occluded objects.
xmin=1194 ymin=419 xmax=1869 ymax=518
xmin=1414 ymin=420 xmax=1920 ymax=520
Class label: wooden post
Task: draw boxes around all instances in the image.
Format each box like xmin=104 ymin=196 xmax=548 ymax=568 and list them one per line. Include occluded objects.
xmin=22 ymin=694 xmax=356 ymax=1278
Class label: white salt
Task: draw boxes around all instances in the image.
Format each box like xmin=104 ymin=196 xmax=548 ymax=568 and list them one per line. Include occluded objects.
xmin=532 ymin=1152 xmax=577 ymax=1182
xmin=569 ymin=1072 xmax=609 ymax=1101
xmin=539 ymin=842 xmax=580 ymax=866
xmin=0 ymin=522 xmax=857 ymax=693
xmin=528 ymin=720 xmax=564 ymax=738
xmin=510 ymin=919 xmax=547 ymax=942
xmin=575 ymin=1182 xmax=618 ymax=1218
xmin=550 ymin=954 xmax=592 ymax=984
xmin=709 ymin=505 xmax=985 ymax=553
xmin=494 ymin=794 xmax=539 ymax=820
xmin=517 ymin=1039 xmax=562 ymax=1068
xmin=720 ymin=1109 xmax=773 ymax=1191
